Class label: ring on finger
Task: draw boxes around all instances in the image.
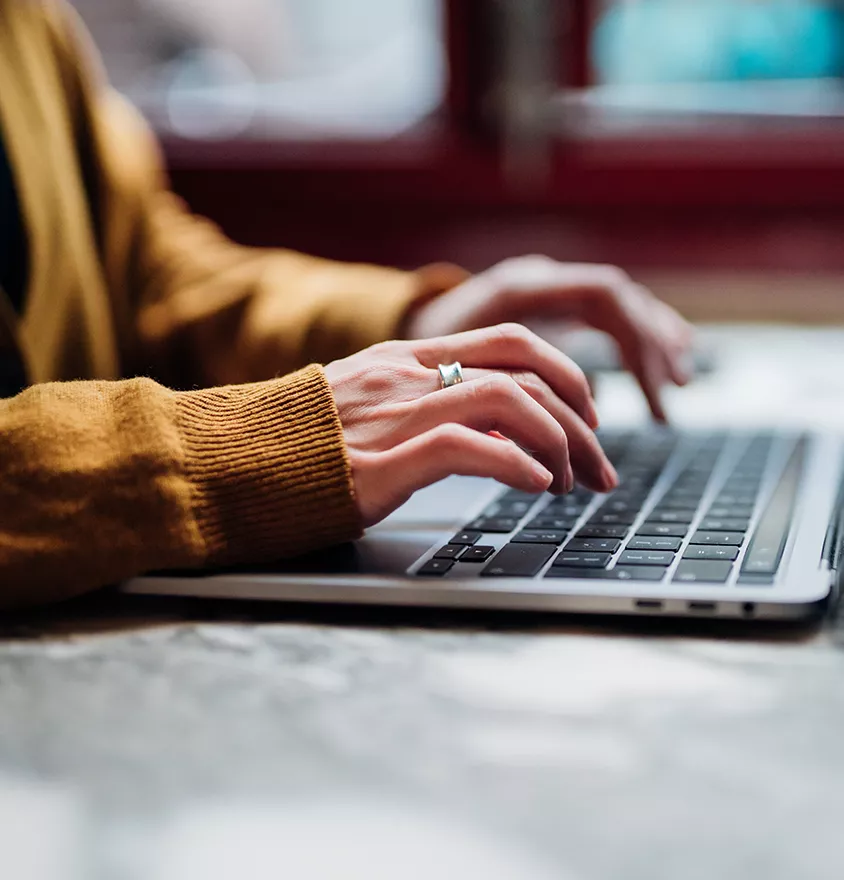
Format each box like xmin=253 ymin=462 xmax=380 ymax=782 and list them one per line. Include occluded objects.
xmin=437 ymin=361 xmax=464 ymax=390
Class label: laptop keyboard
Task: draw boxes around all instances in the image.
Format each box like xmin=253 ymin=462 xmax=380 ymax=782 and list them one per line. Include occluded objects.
xmin=415 ymin=430 xmax=806 ymax=586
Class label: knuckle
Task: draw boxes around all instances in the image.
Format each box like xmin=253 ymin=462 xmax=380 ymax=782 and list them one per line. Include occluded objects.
xmin=479 ymin=373 xmax=520 ymax=405
xmin=358 ymin=364 xmax=398 ymax=398
xmin=432 ymin=423 xmax=468 ymax=454
xmin=393 ymin=361 xmax=426 ymax=386
xmin=515 ymin=371 xmax=550 ymax=404
xmin=355 ymin=360 xmax=427 ymax=401
xmin=513 ymin=254 xmax=555 ymax=272
xmin=496 ymin=321 xmax=533 ymax=349
xmin=599 ymin=264 xmax=629 ymax=289
xmin=367 ymin=340 xmax=398 ymax=357
xmin=490 ymin=255 xmax=556 ymax=289
xmin=510 ymin=370 xmax=538 ymax=392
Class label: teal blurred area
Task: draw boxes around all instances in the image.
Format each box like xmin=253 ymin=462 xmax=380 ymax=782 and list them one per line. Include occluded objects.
xmin=594 ymin=0 xmax=844 ymax=84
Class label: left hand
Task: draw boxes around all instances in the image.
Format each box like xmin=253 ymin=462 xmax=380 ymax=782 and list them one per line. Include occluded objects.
xmin=405 ymin=256 xmax=694 ymax=422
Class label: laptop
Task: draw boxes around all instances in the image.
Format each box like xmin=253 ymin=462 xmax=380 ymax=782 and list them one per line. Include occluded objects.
xmin=124 ymin=426 xmax=841 ymax=620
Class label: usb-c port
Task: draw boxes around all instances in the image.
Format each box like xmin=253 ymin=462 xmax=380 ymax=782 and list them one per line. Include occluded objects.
xmin=688 ymin=601 xmax=716 ymax=613
xmin=635 ymin=599 xmax=663 ymax=610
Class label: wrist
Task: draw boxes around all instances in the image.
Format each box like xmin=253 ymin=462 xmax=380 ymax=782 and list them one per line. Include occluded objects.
xmin=404 ymin=273 xmax=504 ymax=340
xmin=176 ymin=366 xmax=362 ymax=568
xmin=399 ymin=263 xmax=474 ymax=339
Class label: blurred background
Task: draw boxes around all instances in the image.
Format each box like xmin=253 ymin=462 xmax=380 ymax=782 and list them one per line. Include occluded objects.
xmin=69 ymin=0 xmax=844 ymax=323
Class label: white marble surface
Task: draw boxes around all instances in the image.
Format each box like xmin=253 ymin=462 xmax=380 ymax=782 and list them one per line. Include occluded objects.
xmin=2 ymin=325 xmax=844 ymax=880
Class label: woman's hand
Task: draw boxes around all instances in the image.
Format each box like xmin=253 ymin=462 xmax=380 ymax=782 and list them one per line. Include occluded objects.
xmin=324 ymin=324 xmax=618 ymax=527
xmin=405 ymin=256 xmax=694 ymax=422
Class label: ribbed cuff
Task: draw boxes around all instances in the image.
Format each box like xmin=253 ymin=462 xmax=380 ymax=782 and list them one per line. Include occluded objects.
xmin=175 ymin=365 xmax=362 ymax=567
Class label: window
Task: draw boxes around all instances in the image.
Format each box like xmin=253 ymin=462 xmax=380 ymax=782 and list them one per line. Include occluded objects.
xmin=71 ymin=0 xmax=445 ymax=138
xmin=67 ymin=0 xmax=844 ymax=301
xmin=571 ymin=0 xmax=844 ymax=133
xmin=594 ymin=0 xmax=844 ymax=85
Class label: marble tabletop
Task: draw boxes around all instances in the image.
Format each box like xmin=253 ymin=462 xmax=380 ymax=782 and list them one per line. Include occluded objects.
xmin=3 ymin=325 xmax=844 ymax=880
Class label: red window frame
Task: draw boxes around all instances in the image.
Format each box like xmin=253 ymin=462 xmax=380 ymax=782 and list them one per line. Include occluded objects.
xmin=163 ymin=1 xmax=844 ymax=276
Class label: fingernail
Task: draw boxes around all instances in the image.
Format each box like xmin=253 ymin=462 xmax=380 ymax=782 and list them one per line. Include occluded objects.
xmin=587 ymin=401 xmax=600 ymax=429
xmin=532 ymin=462 xmax=554 ymax=489
xmin=602 ymin=463 xmax=619 ymax=491
xmin=676 ymin=353 xmax=694 ymax=384
xmin=566 ymin=464 xmax=575 ymax=494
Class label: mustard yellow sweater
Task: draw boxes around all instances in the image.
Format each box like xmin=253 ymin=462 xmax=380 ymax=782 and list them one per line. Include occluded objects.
xmin=0 ymin=0 xmax=466 ymax=608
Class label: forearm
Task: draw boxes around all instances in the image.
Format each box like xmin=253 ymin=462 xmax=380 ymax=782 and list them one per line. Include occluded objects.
xmin=0 ymin=367 xmax=361 ymax=609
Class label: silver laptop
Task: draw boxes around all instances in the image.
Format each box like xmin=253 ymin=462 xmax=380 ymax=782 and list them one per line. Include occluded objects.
xmin=124 ymin=428 xmax=841 ymax=620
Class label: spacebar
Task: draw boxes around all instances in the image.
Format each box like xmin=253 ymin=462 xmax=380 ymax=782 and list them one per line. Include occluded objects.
xmin=741 ymin=440 xmax=805 ymax=576
xmin=481 ymin=544 xmax=555 ymax=577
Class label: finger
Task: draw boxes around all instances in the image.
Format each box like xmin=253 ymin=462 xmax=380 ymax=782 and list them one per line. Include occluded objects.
xmin=413 ymin=324 xmax=599 ymax=429
xmin=632 ymin=337 xmax=669 ymax=424
xmin=632 ymin=285 xmax=694 ymax=387
xmin=580 ymin=290 xmax=671 ymax=422
xmin=463 ymin=368 xmax=617 ymax=492
xmin=385 ymin=374 xmax=574 ymax=493
xmin=562 ymin=280 xmax=686 ymax=411
xmin=373 ymin=424 xmax=554 ymax=518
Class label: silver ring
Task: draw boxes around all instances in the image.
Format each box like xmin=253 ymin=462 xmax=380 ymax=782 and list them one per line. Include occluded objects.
xmin=437 ymin=362 xmax=464 ymax=390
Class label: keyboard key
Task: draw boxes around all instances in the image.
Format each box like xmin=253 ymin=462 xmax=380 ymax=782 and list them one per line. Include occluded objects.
xmin=626 ymin=536 xmax=682 ymax=552
xmin=545 ymin=567 xmax=608 ymax=579
xmin=683 ymin=545 xmax=739 ymax=561
xmin=690 ymin=531 xmax=744 ymax=546
xmin=706 ymin=506 xmax=755 ymax=519
xmin=727 ymin=481 xmax=761 ymax=493
xmin=603 ymin=566 xmax=667 ymax=581
xmin=637 ymin=523 xmax=688 ymax=538
xmin=552 ymin=552 xmax=612 ymax=569
xmin=545 ymin=565 xmax=666 ymax=581
xmin=648 ymin=510 xmax=697 ymax=524
xmin=543 ymin=500 xmax=587 ymax=517
xmin=600 ymin=499 xmax=641 ymax=514
xmin=434 ymin=545 xmax=466 ymax=560
xmin=527 ymin=517 xmax=577 ymax=531
xmin=737 ymin=574 xmax=775 ymax=586
xmin=673 ymin=560 xmax=732 ymax=583
xmin=663 ymin=487 xmax=705 ymax=499
xmin=481 ymin=544 xmax=555 ymax=577
xmin=460 ymin=545 xmax=495 ymax=562
xmin=714 ymin=493 xmax=757 ymax=506
xmin=485 ymin=500 xmax=535 ymax=517
xmin=511 ymin=530 xmax=568 ymax=545
xmin=700 ymin=517 xmax=750 ymax=532
xmin=742 ymin=552 xmax=782 ymax=576
xmin=500 ymin=489 xmax=544 ymax=502
xmin=657 ymin=497 xmax=702 ymax=510
xmin=449 ymin=531 xmax=483 ymax=546
xmin=417 ymin=558 xmax=454 ymax=576
xmin=576 ymin=525 xmax=629 ymax=539
xmin=565 ymin=538 xmax=622 ymax=553
xmin=465 ymin=518 xmax=518 ymax=534
xmin=618 ymin=550 xmax=675 ymax=566
xmin=607 ymin=489 xmax=650 ymax=502
xmin=589 ymin=512 xmax=638 ymax=526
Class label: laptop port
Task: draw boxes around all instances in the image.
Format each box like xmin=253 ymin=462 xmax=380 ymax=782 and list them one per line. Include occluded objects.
xmin=634 ymin=599 xmax=663 ymax=610
xmin=742 ymin=602 xmax=756 ymax=617
xmin=688 ymin=601 xmax=717 ymax=613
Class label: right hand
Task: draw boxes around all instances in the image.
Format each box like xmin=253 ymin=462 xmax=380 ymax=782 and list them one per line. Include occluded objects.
xmin=324 ymin=324 xmax=619 ymax=527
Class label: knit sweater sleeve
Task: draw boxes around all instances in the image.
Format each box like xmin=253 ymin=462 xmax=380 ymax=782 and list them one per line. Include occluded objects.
xmin=0 ymin=365 xmax=360 ymax=609
xmin=43 ymin=4 xmax=469 ymax=389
